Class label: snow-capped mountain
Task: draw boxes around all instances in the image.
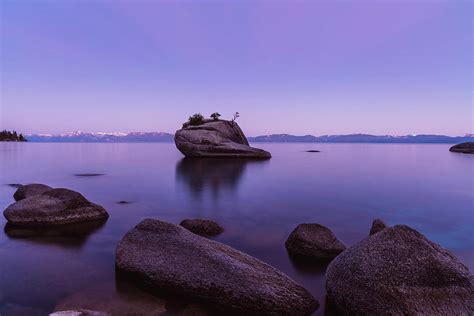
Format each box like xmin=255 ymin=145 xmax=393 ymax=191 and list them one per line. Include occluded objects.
xmin=26 ymin=131 xmax=174 ymax=143
xmin=24 ymin=132 xmax=473 ymax=143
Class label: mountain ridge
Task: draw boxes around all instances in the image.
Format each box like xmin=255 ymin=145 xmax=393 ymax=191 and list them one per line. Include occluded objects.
xmin=24 ymin=132 xmax=474 ymax=144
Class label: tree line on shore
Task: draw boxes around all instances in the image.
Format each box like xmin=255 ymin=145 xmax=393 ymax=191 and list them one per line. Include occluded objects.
xmin=0 ymin=130 xmax=27 ymax=142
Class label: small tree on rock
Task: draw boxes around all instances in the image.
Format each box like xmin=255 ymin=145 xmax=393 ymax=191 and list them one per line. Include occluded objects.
xmin=210 ymin=112 xmax=221 ymax=121
xmin=187 ymin=113 xmax=205 ymax=126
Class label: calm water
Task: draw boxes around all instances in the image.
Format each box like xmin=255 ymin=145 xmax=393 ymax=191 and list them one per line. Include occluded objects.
xmin=0 ymin=142 xmax=473 ymax=315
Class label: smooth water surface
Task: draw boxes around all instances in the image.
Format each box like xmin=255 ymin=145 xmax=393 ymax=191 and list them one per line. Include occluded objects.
xmin=1 ymin=143 xmax=473 ymax=315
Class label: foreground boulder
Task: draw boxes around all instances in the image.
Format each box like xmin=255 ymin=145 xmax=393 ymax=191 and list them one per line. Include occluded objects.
xmin=369 ymin=218 xmax=388 ymax=235
xmin=180 ymin=218 xmax=224 ymax=236
xmin=285 ymin=223 xmax=346 ymax=261
xmin=175 ymin=120 xmax=271 ymax=159
xmin=326 ymin=225 xmax=474 ymax=315
xmin=449 ymin=142 xmax=474 ymax=154
xmin=116 ymin=219 xmax=317 ymax=315
xmin=4 ymin=188 xmax=109 ymax=226
xmin=13 ymin=183 xmax=52 ymax=201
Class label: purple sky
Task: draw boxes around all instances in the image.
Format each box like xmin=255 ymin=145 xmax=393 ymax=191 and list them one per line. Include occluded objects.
xmin=1 ymin=1 xmax=472 ymax=136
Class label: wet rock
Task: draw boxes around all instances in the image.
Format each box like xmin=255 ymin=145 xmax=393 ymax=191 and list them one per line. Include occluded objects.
xmin=180 ymin=219 xmax=224 ymax=236
xmin=449 ymin=142 xmax=474 ymax=154
xmin=305 ymin=150 xmax=320 ymax=153
xmin=369 ymin=218 xmax=388 ymax=235
xmin=175 ymin=120 xmax=271 ymax=159
xmin=4 ymin=188 xmax=109 ymax=227
xmin=285 ymin=223 xmax=346 ymax=261
xmin=326 ymin=225 xmax=474 ymax=315
xmin=116 ymin=219 xmax=318 ymax=315
xmin=13 ymin=183 xmax=52 ymax=201
xmin=50 ymin=310 xmax=110 ymax=316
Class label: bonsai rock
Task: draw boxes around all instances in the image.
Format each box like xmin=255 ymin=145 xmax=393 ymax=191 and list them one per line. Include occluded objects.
xmin=175 ymin=120 xmax=271 ymax=159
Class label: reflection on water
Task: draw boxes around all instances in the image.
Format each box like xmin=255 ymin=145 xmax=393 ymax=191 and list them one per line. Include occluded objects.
xmin=175 ymin=157 xmax=269 ymax=199
xmin=0 ymin=142 xmax=472 ymax=315
xmin=4 ymin=219 xmax=107 ymax=249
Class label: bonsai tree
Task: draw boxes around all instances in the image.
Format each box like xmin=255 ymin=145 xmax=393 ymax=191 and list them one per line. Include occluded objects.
xmin=231 ymin=112 xmax=240 ymax=125
xmin=210 ymin=112 xmax=221 ymax=121
xmin=187 ymin=113 xmax=205 ymax=126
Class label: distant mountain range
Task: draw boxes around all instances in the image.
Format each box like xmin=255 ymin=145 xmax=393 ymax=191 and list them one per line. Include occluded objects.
xmin=26 ymin=132 xmax=174 ymax=143
xmin=25 ymin=132 xmax=473 ymax=144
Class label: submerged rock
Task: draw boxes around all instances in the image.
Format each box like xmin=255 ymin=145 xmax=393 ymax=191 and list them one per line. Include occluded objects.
xmin=285 ymin=223 xmax=346 ymax=261
xmin=175 ymin=120 xmax=271 ymax=159
xmin=180 ymin=218 xmax=224 ymax=236
xmin=4 ymin=188 xmax=109 ymax=227
xmin=326 ymin=225 xmax=474 ymax=315
xmin=449 ymin=142 xmax=474 ymax=154
xmin=369 ymin=218 xmax=388 ymax=235
xmin=116 ymin=219 xmax=318 ymax=315
xmin=50 ymin=310 xmax=110 ymax=316
xmin=13 ymin=183 xmax=52 ymax=201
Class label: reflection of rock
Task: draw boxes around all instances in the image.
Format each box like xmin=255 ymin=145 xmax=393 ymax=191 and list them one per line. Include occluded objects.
xmin=326 ymin=225 xmax=474 ymax=315
xmin=4 ymin=188 xmax=109 ymax=227
xmin=285 ymin=223 xmax=346 ymax=261
xmin=4 ymin=219 xmax=106 ymax=248
xmin=13 ymin=183 xmax=52 ymax=201
xmin=54 ymin=282 xmax=166 ymax=316
xmin=175 ymin=120 xmax=271 ymax=159
xmin=116 ymin=219 xmax=318 ymax=315
xmin=180 ymin=219 xmax=223 ymax=236
xmin=176 ymin=158 xmax=267 ymax=198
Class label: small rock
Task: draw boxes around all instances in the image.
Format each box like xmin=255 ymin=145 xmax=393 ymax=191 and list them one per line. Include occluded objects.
xmin=116 ymin=219 xmax=318 ymax=315
xmin=13 ymin=183 xmax=52 ymax=201
xmin=449 ymin=142 xmax=474 ymax=154
xmin=285 ymin=223 xmax=346 ymax=261
xmin=305 ymin=150 xmax=320 ymax=153
xmin=117 ymin=201 xmax=131 ymax=204
xmin=50 ymin=310 xmax=110 ymax=316
xmin=7 ymin=183 xmax=23 ymax=188
xmin=4 ymin=188 xmax=109 ymax=226
xmin=74 ymin=173 xmax=104 ymax=177
xmin=326 ymin=225 xmax=474 ymax=315
xmin=369 ymin=218 xmax=388 ymax=235
xmin=180 ymin=219 xmax=224 ymax=236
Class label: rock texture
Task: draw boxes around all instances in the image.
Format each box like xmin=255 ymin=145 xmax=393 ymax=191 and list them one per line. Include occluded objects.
xmin=13 ymin=183 xmax=52 ymax=201
xmin=180 ymin=218 xmax=224 ymax=236
xmin=175 ymin=120 xmax=271 ymax=159
xmin=116 ymin=219 xmax=318 ymax=315
xmin=369 ymin=218 xmax=388 ymax=235
xmin=285 ymin=223 xmax=346 ymax=261
xmin=326 ymin=225 xmax=474 ymax=315
xmin=4 ymin=188 xmax=109 ymax=227
xmin=449 ymin=142 xmax=474 ymax=154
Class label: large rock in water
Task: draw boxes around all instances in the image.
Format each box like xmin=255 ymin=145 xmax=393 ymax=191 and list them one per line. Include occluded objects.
xmin=115 ymin=219 xmax=318 ymax=315
xmin=4 ymin=188 xmax=109 ymax=226
xmin=449 ymin=141 xmax=474 ymax=154
xmin=326 ymin=225 xmax=474 ymax=315
xmin=13 ymin=183 xmax=52 ymax=201
xmin=285 ymin=223 xmax=346 ymax=261
xmin=175 ymin=120 xmax=271 ymax=159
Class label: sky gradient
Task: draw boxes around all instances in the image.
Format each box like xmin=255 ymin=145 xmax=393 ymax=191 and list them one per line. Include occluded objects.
xmin=1 ymin=0 xmax=472 ymax=136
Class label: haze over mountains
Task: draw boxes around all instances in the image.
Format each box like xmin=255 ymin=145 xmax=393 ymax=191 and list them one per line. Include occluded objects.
xmin=25 ymin=131 xmax=474 ymax=144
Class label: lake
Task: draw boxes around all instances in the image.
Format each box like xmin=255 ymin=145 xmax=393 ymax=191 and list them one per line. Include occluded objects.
xmin=0 ymin=142 xmax=473 ymax=315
